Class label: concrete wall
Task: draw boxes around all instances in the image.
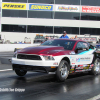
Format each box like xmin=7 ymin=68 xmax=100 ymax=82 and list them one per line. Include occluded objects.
xmin=0 ymin=43 xmax=40 ymax=52
xmin=0 ymin=32 xmax=99 ymax=43
xmin=0 ymin=32 xmax=99 ymax=52
xmin=2 ymin=17 xmax=100 ymax=28
xmin=1 ymin=32 xmax=62 ymax=43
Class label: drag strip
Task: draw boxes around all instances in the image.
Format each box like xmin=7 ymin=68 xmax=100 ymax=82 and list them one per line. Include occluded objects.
xmin=0 ymin=69 xmax=100 ymax=100
xmin=0 ymin=52 xmax=100 ymax=100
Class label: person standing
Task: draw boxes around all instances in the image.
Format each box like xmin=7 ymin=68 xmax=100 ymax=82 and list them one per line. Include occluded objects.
xmin=74 ymin=35 xmax=78 ymax=39
xmin=60 ymin=31 xmax=69 ymax=39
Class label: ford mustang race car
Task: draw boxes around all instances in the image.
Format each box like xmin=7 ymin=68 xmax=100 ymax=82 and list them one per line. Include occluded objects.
xmin=12 ymin=39 xmax=100 ymax=82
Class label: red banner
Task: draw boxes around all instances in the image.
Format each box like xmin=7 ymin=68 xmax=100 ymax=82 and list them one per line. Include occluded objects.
xmin=77 ymin=37 xmax=97 ymax=42
xmin=82 ymin=6 xmax=100 ymax=13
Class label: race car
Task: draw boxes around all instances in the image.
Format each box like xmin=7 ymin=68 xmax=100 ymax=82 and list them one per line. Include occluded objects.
xmin=96 ymin=43 xmax=100 ymax=49
xmin=12 ymin=39 xmax=100 ymax=82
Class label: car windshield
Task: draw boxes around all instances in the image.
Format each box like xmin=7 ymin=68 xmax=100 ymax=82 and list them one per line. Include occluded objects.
xmin=41 ymin=39 xmax=76 ymax=50
xmin=35 ymin=35 xmax=45 ymax=39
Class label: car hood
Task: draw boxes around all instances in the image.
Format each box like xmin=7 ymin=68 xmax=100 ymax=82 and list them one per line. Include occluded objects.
xmin=17 ymin=46 xmax=71 ymax=56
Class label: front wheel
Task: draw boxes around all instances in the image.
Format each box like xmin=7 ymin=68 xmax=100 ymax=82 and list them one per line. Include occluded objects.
xmin=90 ymin=58 xmax=100 ymax=75
xmin=56 ymin=60 xmax=70 ymax=82
xmin=15 ymin=70 xmax=27 ymax=76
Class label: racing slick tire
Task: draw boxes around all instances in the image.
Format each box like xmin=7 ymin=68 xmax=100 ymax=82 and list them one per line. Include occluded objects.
xmin=90 ymin=58 xmax=100 ymax=75
xmin=56 ymin=60 xmax=70 ymax=82
xmin=15 ymin=70 xmax=27 ymax=76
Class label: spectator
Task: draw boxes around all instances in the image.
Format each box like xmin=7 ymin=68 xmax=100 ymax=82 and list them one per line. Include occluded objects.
xmin=60 ymin=31 xmax=69 ymax=39
xmin=74 ymin=35 xmax=77 ymax=39
xmin=70 ymin=37 xmax=74 ymax=39
xmin=45 ymin=37 xmax=48 ymax=41
xmin=98 ymin=36 xmax=100 ymax=43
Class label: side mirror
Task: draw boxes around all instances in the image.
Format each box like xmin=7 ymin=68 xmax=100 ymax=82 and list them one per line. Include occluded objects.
xmin=75 ymin=47 xmax=83 ymax=53
xmin=76 ymin=47 xmax=83 ymax=50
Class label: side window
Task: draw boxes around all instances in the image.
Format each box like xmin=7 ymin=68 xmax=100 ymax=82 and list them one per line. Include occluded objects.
xmin=77 ymin=42 xmax=82 ymax=48
xmin=76 ymin=42 xmax=89 ymax=50
xmin=82 ymin=42 xmax=89 ymax=50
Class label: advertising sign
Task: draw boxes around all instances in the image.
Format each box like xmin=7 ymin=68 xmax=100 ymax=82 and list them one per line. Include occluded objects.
xmin=56 ymin=5 xmax=79 ymax=12
xmin=29 ymin=4 xmax=53 ymax=11
xmin=77 ymin=37 xmax=97 ymax=42
xmin=82 ymin=6 xmax=100 ymax=13
xmin=2 ymin=3 xmax=26 ymax=10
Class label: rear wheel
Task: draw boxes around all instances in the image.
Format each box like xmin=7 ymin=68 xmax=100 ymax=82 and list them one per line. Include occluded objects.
xmin=56 ymin=60 xmax=70 ymax=82
xmin=15 ymin=70 xmax=27 ymax=76
xmin=90 ymin=58 xmax=100 ymax=75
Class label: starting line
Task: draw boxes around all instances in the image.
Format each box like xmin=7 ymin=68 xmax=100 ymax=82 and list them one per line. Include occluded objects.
xmin=0 ymin=69 xmax=12 ymax=72
xmin=87 ymin=94 xmax=100 ymax=100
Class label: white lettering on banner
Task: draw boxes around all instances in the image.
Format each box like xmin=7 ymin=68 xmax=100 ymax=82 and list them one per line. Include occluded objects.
xmin=82 ymin=6 xmax=100 ymax=13
xmin=77 ymin=37 xmax=97 ymax=42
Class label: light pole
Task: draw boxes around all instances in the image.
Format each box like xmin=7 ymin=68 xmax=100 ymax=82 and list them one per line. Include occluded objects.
xmin=79 ymin=0 xmax=81 ymax=35
xmin=53 ymin=0 xmax=55 ymax=34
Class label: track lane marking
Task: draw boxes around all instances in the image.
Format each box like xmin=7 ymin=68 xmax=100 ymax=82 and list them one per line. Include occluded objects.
xmin=87 ymin=94 xmax=100 ymax=100
xmin=0 ymin=69 xmax=12 ymax=72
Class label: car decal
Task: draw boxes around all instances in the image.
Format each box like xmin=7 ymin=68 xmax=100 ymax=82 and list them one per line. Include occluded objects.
xmin=69 ymin=64 xmax=93 ymax=74
xmin=78 ymin=49 xmax=95 ymax=55
xmin=69 ymin=54 xmax=93 ymax=65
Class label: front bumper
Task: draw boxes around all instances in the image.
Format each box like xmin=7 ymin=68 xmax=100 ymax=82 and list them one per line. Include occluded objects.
xmin=12 ymin=64 xmax=57 ymax=73
xmin=12 ymin=58 xmax=59 ymax=73
xmin=12 ymin=58 xmax=59 ymax=67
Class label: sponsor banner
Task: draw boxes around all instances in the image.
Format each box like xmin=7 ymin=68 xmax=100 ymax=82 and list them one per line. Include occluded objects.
xmin=77 ymin=37 xmax=97 ymax=42
xmin=29 ymin=4 xmax=53 ymax=11
xmin=56 ymin=5 xmax=79 ymax=12
xmin=82 ymin=6 xmax=100 ymax=13
xmin=2 ymin=3 xmax=26 ymax=10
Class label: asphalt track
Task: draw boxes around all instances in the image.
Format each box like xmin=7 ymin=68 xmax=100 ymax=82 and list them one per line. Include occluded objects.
xmin=0 ymin=52 xmax=100 ymax=100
